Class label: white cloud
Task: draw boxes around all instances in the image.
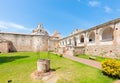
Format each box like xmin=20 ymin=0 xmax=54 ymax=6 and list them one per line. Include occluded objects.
xmin=104 ymin=6 xmax=112 ymax=13
xmin=0 ymin=21 xmax=29 ymax=30
xmin=88 ymin=1 xmax=100 ymax=7
xmin=0 ymin=24 xmax=8 ymax=29
xmin=0 ymin=21 xmax=33 ymax=33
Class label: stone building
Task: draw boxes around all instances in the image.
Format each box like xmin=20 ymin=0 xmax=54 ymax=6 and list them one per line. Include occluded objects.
xmin=58 ymin=18 xmax=120 ymax=58
xmin=0 ymin=18 xmax=120 ymax=58
xmin=0 ymin=24 xmax=60 ymax=53
xmin=31 ymin=23 xmax=49 ymax=36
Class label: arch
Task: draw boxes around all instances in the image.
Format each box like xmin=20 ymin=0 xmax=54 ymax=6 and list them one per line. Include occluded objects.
xmin=75 ymin=35 xmax=80 ymax=44
xmin=73 ymin=37 xmax=77 ymax=46
xmin=100 ymin=27 xmax=114 ymax=41
xmin=65 ymin=39 xmax=67 ymax=45
xmin=62 ymin=41 xmax=64 ymax=45
xmin=64 ymin=40 xmax=67 ymax=45
xmin=59 ymin=42 xmax=61 ymax=45
xmin=80 ymin=35 xmax=84 ymax=43
xmin=66 ymin=39 xmax=69 ymax=45
xmin=88 ymin=31 xmax=95 ymax=43
xmin=69 ymin=38 xmax=72 ymax=44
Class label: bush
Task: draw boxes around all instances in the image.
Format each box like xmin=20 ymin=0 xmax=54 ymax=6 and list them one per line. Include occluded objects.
xmin=74 ymin=54 xmax=79 ymax=56
xmin=59 ymin=54 xmax=63 ymax=57
xmin=57 ymin=54 xmax=63 ymax=57
xmin=101 ymin=59 xmax=120 ymax=78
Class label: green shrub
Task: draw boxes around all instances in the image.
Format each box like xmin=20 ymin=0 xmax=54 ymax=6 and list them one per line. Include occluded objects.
xmin=59 ymin=54 xmax=63 ymax=57
xmin=74 ymin=54 xmax=79 ymax=56
xmin=101 ymin=59 xmax=120 ymax=78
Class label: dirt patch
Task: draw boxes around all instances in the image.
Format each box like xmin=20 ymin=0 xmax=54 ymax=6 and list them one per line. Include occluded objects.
xmin=31 ymin=70 xmax=54 ymax=80
xmin=45 ymin=75 xmax=59 ymax=83
xmin=31 ymin=70 xmax=59 ymax=83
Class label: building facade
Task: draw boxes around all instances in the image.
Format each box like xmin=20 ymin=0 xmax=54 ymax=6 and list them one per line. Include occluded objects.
xmin=0 ymin=24 xmax=60 ymax=53
xmin=58 ymin=18 xmax=120 ymax=58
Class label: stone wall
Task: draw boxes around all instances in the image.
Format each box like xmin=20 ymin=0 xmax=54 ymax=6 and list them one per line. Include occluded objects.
xmin=57 ymin=47 xmax=64 ymax=54
xmin=66 ymin=45 xmax=120 ymax=58
xmin=48 ymin=38 xmax=59 ymax=52
xmin=0 ymin=32 xmax=49 ymax=52
xmin=0 ymin=42 xmax=9 ymax=53
xmin=85 ymin=45 xmax=120 ymax=57
xmin=32 ymin=35 xmax=49 ymax=52
xmin=74 ymin=46 xmax=85 ymax=55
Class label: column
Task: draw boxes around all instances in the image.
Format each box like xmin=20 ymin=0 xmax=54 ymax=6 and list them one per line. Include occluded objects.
xmin=95 ymin=29 xmax=99 ymax=45
xmin=113 ymin=24 xmax=119 ymax=46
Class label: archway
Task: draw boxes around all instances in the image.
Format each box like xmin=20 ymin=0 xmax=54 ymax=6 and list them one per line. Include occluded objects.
xmin=73 ymin=37 xmax=77 ymax=46
xmin=80 ymin=35 xmax=84 ymax=43
xmin=88 ymin=32 xmax=95 ymax=43
xmin=69 ymin=39 xmax=71 ymax=45
xmin=101 ymin=27 xmax=113 ymax=41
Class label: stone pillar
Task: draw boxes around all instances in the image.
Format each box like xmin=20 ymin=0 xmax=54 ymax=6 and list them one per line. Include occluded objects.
xmin=84 ymin=33 xmax=87 ymax=47
xmin=65 ymin=40 xmax=67 ymax=46
xmin=70 ymin=38 xmax=72 ymax=46
xmin=113 ymin=24 xmax=120 ymax=46
xmin=71 ymin=37 xmax=74 ymax=46
xmin=64 ymin=40 xmax=66 ymax=46
xmin=95 ymin=30 xmax=99 ymax=45
xmin=67 ymin=39 xmax=70 ymax=45
xmin=76 ymin=36 xmax=80 ymax=46
xmin=62 ymin=41 xmax=64 ymax=46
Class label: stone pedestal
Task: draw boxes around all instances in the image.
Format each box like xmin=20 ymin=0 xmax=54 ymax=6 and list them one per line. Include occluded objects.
xmin=37 ymin=59 xmax=50 ymax=73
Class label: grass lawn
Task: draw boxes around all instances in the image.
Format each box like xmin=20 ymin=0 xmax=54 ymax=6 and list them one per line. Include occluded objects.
xmin=0 ymin=52 xmax=117 ymax=83
xmin=76 ymin=54 xmax=120 ymax=62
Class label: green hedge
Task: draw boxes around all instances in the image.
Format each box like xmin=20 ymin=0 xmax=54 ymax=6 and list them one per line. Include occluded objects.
xmin=101 ymin=59 xmax=120 ymax=78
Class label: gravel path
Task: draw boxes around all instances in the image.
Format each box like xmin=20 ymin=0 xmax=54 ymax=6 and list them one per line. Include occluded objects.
xmin=64 ymin=55 xmax=101 ymax=69
xmin=63 ymin=54 xmax=120 ymax=83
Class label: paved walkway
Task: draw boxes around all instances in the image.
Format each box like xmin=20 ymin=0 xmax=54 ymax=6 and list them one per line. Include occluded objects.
xmin=64 ymin=55 xmax=101 ymax=69
xmin=63 ymin=54 xmax=120 ymax=83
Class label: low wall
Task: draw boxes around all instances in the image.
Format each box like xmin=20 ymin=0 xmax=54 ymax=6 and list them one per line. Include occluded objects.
xmin=61 ymin=45 xmax=120 ymax=58
xmin=57 ymin=47 xmax=64 ymax=54
xmin=85 ymin=45 xmax=120 ymax=57
xmin=74 ymin=46 xmax=85 ymax=55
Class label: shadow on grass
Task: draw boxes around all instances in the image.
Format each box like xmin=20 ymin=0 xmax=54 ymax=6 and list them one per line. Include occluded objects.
xmin=0 ymin=56 xmax=29 ymax=64
xmin=102 ymin=71 xmax=120 ymax=80
xmin=50 ymin=67 xmax=61 ymax=71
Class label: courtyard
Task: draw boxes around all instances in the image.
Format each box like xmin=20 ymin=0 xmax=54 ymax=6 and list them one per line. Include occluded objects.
xmin=0 ymin=0 xmax=120 ymax=83
xmin=0 ymin=52 xmax=117 ymax=83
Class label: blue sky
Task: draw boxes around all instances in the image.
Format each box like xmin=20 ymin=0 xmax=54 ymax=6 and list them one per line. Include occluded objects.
xmin=0 ymin=0 xmax=120 ymax=37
